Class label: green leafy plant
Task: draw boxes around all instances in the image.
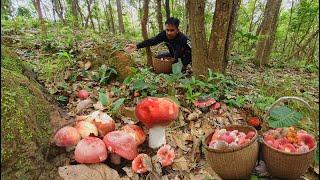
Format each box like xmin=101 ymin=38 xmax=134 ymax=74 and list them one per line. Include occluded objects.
xmin=268 ymin=105 xmax=304 ymax=128
xmin=98 ymin=91 xmax=109 ymax=106
xmin=92 ymin=65 xmax=117 ymax=85
xmin=111 ymin=98 xmax=125 ymax=113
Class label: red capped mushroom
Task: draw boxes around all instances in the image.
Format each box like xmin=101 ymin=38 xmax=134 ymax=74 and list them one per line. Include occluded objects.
xmin=210 ymin=102 xmax=221 ymax=110
xmin=248 ymin=117 xmax=261 ymax=130
xmin=193 ymin=97 xmax=216 ymax=113
xmin=218 ymin=132 xmax=235 ymax=144
xmin=54 ymin=126 xmax=81 ymax=148
xmin=87 ymin=110 xmax=115 ymax=137
xmin=279 ymin=143 xmax=297 ymax=153
xmin=103 ymin=131 xmax=138 ymax=161
xmin=77 ymin=89 xmax=89 ymax=100
xmin=157 ymin=145 xmax=175 ymax=167
xmin=74 ymin=121 xmax=98 ymax=138
xmin=297 ymin=131 xmax=315 ymax=149
xmin=132 ymin=153 xmax=152 ymax=173
xmin=135 ymin=97 xmax=179 ymax=149
xmin=122 ymin=124 xmax=146 ymax=145
xmin=74 ymin=137 xmax=108 ymax=164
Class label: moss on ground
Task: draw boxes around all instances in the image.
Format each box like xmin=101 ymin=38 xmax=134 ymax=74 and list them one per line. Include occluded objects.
xmin=1 ymin=49 xmax=54 ymax=179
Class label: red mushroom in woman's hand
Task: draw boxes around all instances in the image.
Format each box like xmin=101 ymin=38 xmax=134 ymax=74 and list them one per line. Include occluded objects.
xmin=135 ymin=97 xmax=179 ymax=149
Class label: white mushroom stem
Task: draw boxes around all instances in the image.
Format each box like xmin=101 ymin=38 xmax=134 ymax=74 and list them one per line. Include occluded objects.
xmin=148 ymin=125 xmax=166 ymax=149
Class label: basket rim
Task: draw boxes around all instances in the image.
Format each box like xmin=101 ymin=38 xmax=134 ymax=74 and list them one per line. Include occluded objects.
xmin=202 ymin=125 xmax=258 ymax=153
xmin=261 ymin=138 xmax=317 ymax=156
xmin=153 ymin=57 xmax=175 ymax=62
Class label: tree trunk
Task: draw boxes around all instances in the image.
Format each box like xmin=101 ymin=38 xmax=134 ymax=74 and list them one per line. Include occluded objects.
xmin=225 ymin=0 xmax=241 ymax=70
xmin=254 ymin=0 xmax=282 ymax=67
xmin=84 ymin=0 xmax=94 ymax=28
xmin=94 ymin=1 xmax=101 ymax=32
xmin=165 ymin=0 xmax=170 ymax=19
xmin=285 ymin=28 xmax=319 ymax=62
xmin=32 ymin=0 xmax=47 ymax=34
xmin=281 ymin=0 xmax=294 ymax=52
xmin=155 ymin=0 xmax=163 ymax=32
xmin=141 ymin=0 xmax=153 ymax=66
xmin=185 ymin=0 xmax=190 ymax=36
xmin=248 ymin=0 xmax=257 ymax=33
xmin=32 ymin=0 xmax=44 ymax=21
xmin=116 ymin=0 xmax=125 ymax=33
xmin=189 ymin=0 xmax=207 ymax=76
xmin=108 ymin=0 xmax=116 ymax=33
xmin=53 ymin=0 xmax=67 ymax=25
xmin=71 ymin=0 xmax=79 ymax=27
xmin=103 ymin=1 xmax=111 ymax=32
xmin=208 ymin=0 xmax=240 ymax=73
xmin=76 ymin=0 xmax=85 ymax=26
xmin=51 ymin=0 xmax=57 ymax=22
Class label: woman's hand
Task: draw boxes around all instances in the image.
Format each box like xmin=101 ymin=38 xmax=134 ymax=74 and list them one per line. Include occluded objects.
xmin=124 ymin=44 xmax=137 ymax=53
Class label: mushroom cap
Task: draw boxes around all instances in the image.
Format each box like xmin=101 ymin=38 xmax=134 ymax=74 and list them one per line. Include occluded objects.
xmin=88 ymin=111 xmax=115 ymax=137
xmin=157 ymin=145 xmax=175 ymax=167
xmin=74 ymin=137 xmax=108 ymax=164
xmin=193 ymin=97 xmax=216 ymax=108
xmin=74 ymin=121 xmax=98 ymax=138
xmin=132 ymin=153 xmax=152 ymax=173
xmin=248 ymin=117 xmax=260 ymax=127
xmin=103 ymin=131 xmax=138 ymax=160
xmin=135 ymin=97 xmax=179 ymax=128
xmin=54 ymin=126 xmax=81 ymax=147
xmin=297 ymin=132 xmax=315 ymax=149
xmin=122 ymin=124 xmax=146 ymax=145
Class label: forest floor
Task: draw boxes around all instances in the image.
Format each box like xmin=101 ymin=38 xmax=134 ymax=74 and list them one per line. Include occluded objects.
xmin=1 ymin=24 xmax=319 ymax=179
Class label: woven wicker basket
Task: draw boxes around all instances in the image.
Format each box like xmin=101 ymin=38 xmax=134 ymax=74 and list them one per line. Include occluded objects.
xmin=261 ymin=96 xmax=318 ymax=179
xmin=203 ymin=125 xmax=259 ymax=179
xmin=152 ymin=57 xmax=175 ymax=74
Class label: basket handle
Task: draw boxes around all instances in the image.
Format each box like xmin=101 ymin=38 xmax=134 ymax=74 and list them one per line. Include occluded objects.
xmin=263 ymin=96 xmax=318 ymax=137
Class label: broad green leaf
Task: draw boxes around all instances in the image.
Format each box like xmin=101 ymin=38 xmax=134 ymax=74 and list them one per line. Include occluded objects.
xmin=111 ymin=98 xmax=125 ymax=112
xmin=133 ymin=79 xmax=148 ymax=91
xmin=172 ymin=59 xmax=183 ymax=75
xmin=98 ymin=92 xmax=109 ymax=106
xmin=123 ymin=76 xmax=133 ymax=84
xmin=268 ymin=106 xmax=303 ymax=128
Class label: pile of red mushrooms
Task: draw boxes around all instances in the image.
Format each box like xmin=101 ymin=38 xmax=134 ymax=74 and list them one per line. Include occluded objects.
xmin=207 ymin=129 xmax=256 ymax=151
xmin=263 ymin=127 xmax=316 ymax=153
xmin=54 ymin=96 xmax=179 ymax=173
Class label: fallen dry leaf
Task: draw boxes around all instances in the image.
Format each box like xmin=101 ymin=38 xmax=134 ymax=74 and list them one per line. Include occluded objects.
xmin=76 ymin=98 xmax=92 ymax=114
xmin=58 ymin=164 xmax=120 ymax=180
xmin=172 ymin=157 xmax=189 ymax=172
xmin=122 ymin=167 xmax=139 ymax=180
xmin=189 ymin=173 xmax=206 ymax=180
xmin=84 ymin=61 xmax=92 ymax=70
xmin=314 ymin=164 xmax=319 ymax=174
xmin=151 ymin=155 xmax=162 ymax=175
xmin=187 ymin=112 xmax=200 ymax=121
xmin=171 ymin=133 xmax=189 ymax=152
xmin=120 ymin=106 xmax=137 ymax=120
xmin=93 ymin=101 xmax=105 ymax=110
xmin=146 ymin=171 xmax=161 ymax=180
